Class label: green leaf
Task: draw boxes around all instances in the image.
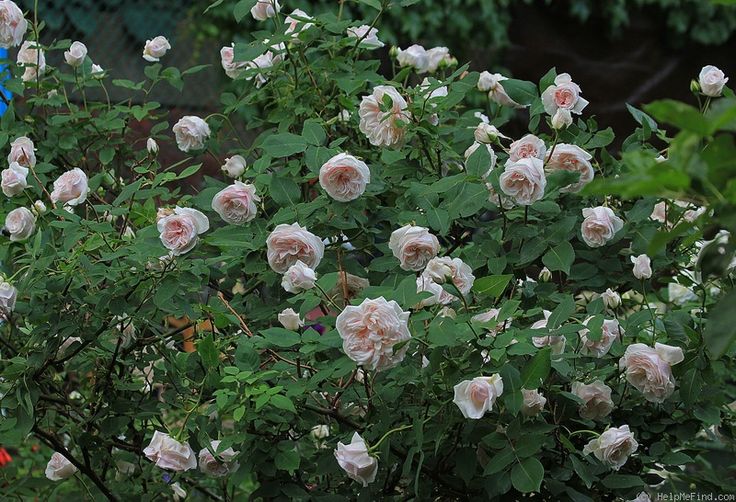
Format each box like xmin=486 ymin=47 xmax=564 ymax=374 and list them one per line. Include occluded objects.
xmin=269 ymin=176 xmax=301 ymax=206
xmin=359 ymin=0 xmax=382 ymax=9
xmin=547 ymin=295 xmax=575 ymax=329
xmin=473 ymin=275 xmax=513 ymax=298
xmin=704 ymin=290 xmax=736 ymax=358
xmin=511 ymin=457 xmax=544 ymax=493
xmin=499 ymin=79 xmax=538 ymax=106
xmin=261 ymin=133 xmax=308 ymax=158
xmin=520 ymin=347 xmax=551 ymax=389
xmin=601 ymin=474 xmax=644 ymax=489
xmin=233 ymin=41 xmax=267 ymax=63
xmin=233 ymin=0 xmax=257 ymax=22
xmin=542 ymin=242 xmax=574 ymax=275
xmin=584 ymin=127 xmax=614 ymax=149
xmin=274 ymin=449 xmax=300 ymax=472
xmin=499 ymin=365 xmax=522 ymax=415
xmin=260 ymin=327 xmax=301 ymax=348
xmin=644 ymin=100 xmax=709 ymax=135
xmin=270 ymin=394 xmax=296 ymax=413
xmin=679 ymin=367 xmax=703 ymax=407
xmin=465 ymin=144 xmax=491 ymax=178
xmin=198 ymin=334 xmax=219 ymax=369
xmin=302 ymin=119 xmax=327 ymax=146
xmin=99 ymin=146 xmax=115 ymax=165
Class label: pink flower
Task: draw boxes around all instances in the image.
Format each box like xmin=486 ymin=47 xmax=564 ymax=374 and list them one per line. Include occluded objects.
xmin=45 ymin=452 xmax=78 ymax=481
xmin=531 ymin=310 xmax=566 ymax=354
xmin=545 ymin=144 xmax=594 ymax=193
xmin=583 ymin=425 xmax=638 ymax=470
xmin=50 ymin=168 xmax=89 ymax=207
xmin=619 ymin=343 xmax=683 ymax=403
xmin=319 ymin=153 xmax=371 ymax=202
xmin=251 ymin=0 xmax=280 ymax=21
xmin=172 ymin=116 xmax=210 ymax=152
xmin=521 ymin=389 xmax=546 ymax=417
xmin=358 ymin=86 xmax=410 ymax=147
xmin=631 ymin=254 xmax=652 ymax=279
xmin=453 ymin=374 xmax=504 ymax=419
xmin=143 ymin=431 xmax=197 ymax=472
xmin=571 ymin=380 xmax=614 ymax=420
xmin=508 ymin=134 xmax=546 ymax=163
xmin=284 ymin=9 xmax=313 ymax=36
xmin=7 ymin=136 xmax=36 ymax=167
xmin=220 ymin=44 xmax=247 ymax=79
xmin=347 ymin=25 xmax=384 ymax=49
xmin=334 ymin=433 xmax=378 ymax=487
xmin=388 ymin=224 xmax=440 ymax=271
xmin=157 ymin=207 xmax=209 ymax=255
xmin=541 ymin=73 xmax=589 ymax=116
xmin=17 ymin=40 xmax=45 ymax=82
xmin=211 ymin=181 xmax=259 ymax=224
xmin=266 ymin=223 xmax=324 ymax=273
xmin=0 ymin=0 xmax=27 ymax=48
xmin=1 ymin=162 xmax=28 ymax=197
xmin=281 ymin=260 xmax=317 ymax=293
xmin=4 ymin=206 xmax=34 ymax=241
xmin=499 ymin=157 xmax=546 ymax=205
xmin=580 ymin=206 xmax=623 ymax=247
xmin=420 ymin=256 xmax=475 ymax=302
xmin=63 ymin=41 xmax=87 ymax=67
xmin=142 ymin=36 xmax=171 ymax=62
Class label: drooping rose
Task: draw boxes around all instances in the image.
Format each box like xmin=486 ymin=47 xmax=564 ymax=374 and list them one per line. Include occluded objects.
xmin=143 ymin=431 xmax=197 ymax=471
xmin=17 ymin=40 xmax=46 ymax=82
xmin=477 ymin=71 xmax=522 ymax=108
xmin=157 ymin=206 xmax=209 ymax=256
xmin=358 ymin=85 xmax=410 ymax=147
xmin=346 ymin=25 xmax=384 ymax=49
xmin=172 ymin=116 xmax=211 ymax=152
xmin=699 ymin=65 xmax=728 ymax=97
xmin=416 ymin=274 xmax=454 ymax=307
xmin=571 ymin=380 xmax=614 ymax=420
xmin=521 ymin=389 xmax=546 ymax=417
xmin=50 ymin=168 xmax=89 ymax=207
xmin=1 ymin=162 xmax=28 ymax=197
xmin=474 ymin=123 xmax=509 ymax=145
xmin=580 ymin=206 xmax=623 ymax=247
xmin=45 ymin=452 xmax=78 ymax=481
xmin=545 ymin=144 xmax=594 ymax=193
xmin=334 ymin=432 xmax=378 ymax=487
xmin=583 ymin=425 xmax=638 ymax=471
xmin=499 ymin=157 xmax=546 ymax=205
xmin=198 ymin=440 xmax=239 ymax=477
xmin=335 ymin=296 xmax=411 ymax=371
xmin=64 ymin=41 xmax=87 ymax=67
xmin=541 ymin=73 xmax=589 ymax=116
xmin=389 ymin=224 xmax=440 ymax=271
xmin=251 ymin=0 xmax=280 ymax=21
xmin=453 ymin=374 xmax=504 ymax=419
xmin=220 ymin=44 xmax=248 ymax=79
xmin=146 ymin=138 xmax=159 ymax=154
xmin=508 ymin=134 xmax=546 ymax=163
xmin=619 ymin=342 xmax=683 ymax=403
xmin=211 ymin=181 xmax=259 ymax=224
xmin=8 ymin=136 xmax=35 ymax=167
xmin=142 ymin=36 xmax=171 ymax=62
xmin=0 ymin=0 xmax=27 ymax=48
xmin=4 ymin=206 xmax=35 ymax=241
xmin=579 ymin=318 xmax=622 ymax=358
xmin=278 ymin=308 xmax=303 ymax=331
xmin=319 ymin=153 xmax=371 ymax=202
xmin=631 ymin=254 xmax=652 ymax=279
xmin=266 ymin=223 xmax=324 ymax=273
xmin=281 ymin=260 xmax=317 ymax=293
xmin=420 ymin=256 xmax=475 ymax=303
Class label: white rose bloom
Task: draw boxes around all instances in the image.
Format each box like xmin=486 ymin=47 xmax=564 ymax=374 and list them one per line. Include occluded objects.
xmin=397 ymin=44 xmax=429 ymax=73
xmin=422 ymin=256 xmax=475 ymax=295
xmin=64 ymin=41 xmax=87 ymax=67
xmin=571 ymin=380 xmax=614 ymax=420
xmin=619 ymin=342 xmax=683 ymax=403
xmin=698 ymin=65 xmax=728 ymax=97
xmin=453 ymin=374 xmax=504 ymax=419
xmin=464 ymin=142 xmax=497 ymax=178
xmin=319 ymin=153 xmax=371 ymax=202
xmin=50 ymin=168 xmax=89 ymax=207
xmin=0 ymin=0 xmax=27 ymax=48
xmin=142 ymin=36 xmax=171 ymax=62
xmin=17 ymin=40 xmax=46 ymax=82
xmin=281 ymin=260 xmax=317 ymax=293
xmin=668 ymin=283 xmax=697 ymax=305
xmin=143 ymin=431 xmax=197 ymax=471
xmin=1 ymin=162 xmax=28 ymax=197
xmin=425 ymin=46 xmax=450 ymax=73
xmin=334 ymin=432 xmax=378 ymax=487
xmin=45 ymin=452 xmax=78 ymax=481
xmin=222 ymin=155 xmax=247 ymax=178
xmin=600 ymin=288 xmax=621 ymax=309
xmin=284 ymin=9 xmax=313 ymax=37
xmin=521 ymin=389 xmax=546 ymax=417
xmin=172 ymin=116 xmax=210 ymax=152
xmin=580 ymin=206 xmax=624 ymax=247
xmin=278 ymin=308 xmax=304 ymax=331
xmin=198 ymin=440 xmax=239 ymax=477
xmin=631 ymin=254 xmax=652 ymax=280
xmin=4 ymin=206 xmax=35 ymax=241
xmin=266 ymin=223 xmax=324 ymax=273
xmin=579 ymin=318 xmax=622 ymax=358
xmin=545 ymin=144 xmax=594 ymax=193
xmin=583 ymin=425 xmax=638 ymax=470
xmin=477 ymin=71 xmax=522 ymax=108
xmin=251 ymin=0 xmax=280 ymax=21
xmin=358 ymin=85 xmax=410 ymax=147
xmin=90 ymin=64 xmax=104 ymax=79
xmin=531 ymin=310 xmax=566 ymax=354
xmin=551 ymin=109 xmax=573 ymax=129
xmin=541 ymin=72 xmax=589 ymax=116
xmin=499 ymin=157 xmax=546 ymax=205
xmin=146 ymin=138 xmax=159 ymax=154
xmin=508 ymin=134 xmax=546 ymax=163
xmin=347 ymin=25 xmax=384 ymax=49
xmin=211 ymin=181 xmax=259 ymax=224
xmin=8 ymin=136 xmax=36 ymax=167
xmin=0 ymin=281 xmax=17 ymax=316
xmin=389 ymin=224 xmax=440 ymax=271
xmin=474 ymin=123 xmax=509 ymax=144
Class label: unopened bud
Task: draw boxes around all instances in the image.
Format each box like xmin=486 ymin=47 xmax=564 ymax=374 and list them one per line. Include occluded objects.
xmin=32 ymin=200 xmax=46 ymax=215
xmin=690 ymin=79 xmax=700 ymax=94
xmin=147 ymin=138 xmax=159 ymax=155
xmin=538 ymin=267 xmax=552 ymax=282
xmin=388 ymin=46 xmax=398 ymax=58
xmin=551 ymin=109 xmax=572 ymax=129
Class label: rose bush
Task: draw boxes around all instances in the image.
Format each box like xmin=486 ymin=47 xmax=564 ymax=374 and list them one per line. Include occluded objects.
xmin=0 ymin=0 xmax=735 ymax=500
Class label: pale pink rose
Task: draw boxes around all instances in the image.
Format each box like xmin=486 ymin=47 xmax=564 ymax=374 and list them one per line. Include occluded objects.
xmin=388 ymin=224 xmax=440 ymax=271
xmin=477 ymin=71 xmax=522 ymax=108
xmin=143 ymin=431 xmax=197 ymax=471
xmin=334 ymin=432 xmax=378 ymax=487
xmin=619 ymin=342 xmax=683 ymax=403
xmin=521 ymin=389 xmax=546 ymax=417
xmin=335 ymin=296 xmax=411 ymax=371
xmin=422 ymin=256 xmax=475 ymax=295
xmin=668 ymin=282 xmax=696 ymax=305
xmin=699 ymin=65 xmax=728 ymax=97
xmin=50 ymin=168 xmax=89 ymax=207
xmin=8 ymin=136 xmax=36 ymax=167
xmin=222 ymin=155 xmax=246 ymax=177
xmin=571 ymin=380 xmax=614 ymax=420
xmin=580 ymin=206 xmax=623 ymax=247
xmin=583 ymin=425 xmax=638 ymax=470
xmin=628 ymin=492 xmax=652 ymax=502
xmin=0 ymin=281 xmax=17 ymax=316
xmin=266 ymin=223 xmax=324 ymax=273
xmin=284 ymin=9 xmax=313 ymax=36
xmin=397 ymin=44 xmax=429 ymax=73
xmin=541 ymin=73 xmax=589 ymax=116
xmin=278 ymin=308 xmax=303 ymax=331
xmin=220 ymin=44 xmax=247 ymax=79
xmin=464 ymin=142 xmax=497 ymax=178
xmin=499 ymin=157 xmax=546 ymax=205
xmin=281 ymin=260 xmax=317 ymax=293
xmin=142 ymin=36 xmax=171 ymax=62
xmin=17 ymin=40 xmax=45 ymax=82
xmin=650 ymin=201 xmax=667 ymax=224
xmin=474 ymin=123 xmax=509 ymax=145
xmin=0 ymin=0 xmax=27 ymax=48
xmin=546 ymin=144 xmax=594 ymax=193
xmin=359 ymin=85 xmax=410 ymax=147
xmin=346 ymin=25 xmax=384 ymax=49
xmin=251 ymin=0 xmax=280 ymax=21
xmin=508 ymin=134 xmax=546 ymax=163
xmin=531 ymin=310 xmax=566 ymax=354
xmin=579 ymin=318 xmax=622 ymax=358
xmin=5 ymin=206 xmax=34 ymax=241
xmin=319 ymin=153 xmax=370 ymax=202
xmin=64 ymin=41 xmax=87 ymax=67
xmin=172 ymin=116 xmax=210 ymax=152
xmin=211 ymin=181 xmax=259 ymax=224
xmin=631 ymin=254 xmax=652 ymax=279
xmin=453 ymin=374 xmax=504 ymax=419
xmin=198 ymin=440 xmax=239 ymax=477
xmin=1 ymin=162 xmax=28 ymax=196
xmin=600 ymin=288 xmax=621 ymax=309
xmin=157 ymin=206 xmax=209 ymax=256
xmin=45 ymin=452 xmax=78 ymax=481
xmin=425 ymin=46 xmax=451 ymax=73
xmin=243 ymin=43 xmax=284 ymax=87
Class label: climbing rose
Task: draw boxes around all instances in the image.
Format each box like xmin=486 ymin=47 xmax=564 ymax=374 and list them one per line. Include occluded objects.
xmin=358 ymin=85 xmax=410 ymax=147
xmin=388 ymin=224 xmax=440 ymax=271
xmin=583 ymin=425 xmax=638 ymax=471
xmin=319 ymin=153 xmax=371 ymax=202
xmin=334 ymin=433 xmax=378 ymax=487
xmin=266 ymin=223 xmax=324 ymax=273
xmin=142 ymin=36 xmax=171 ymax=62
xmin=580 ymin=206 xmax=623 ymax=247
xmin=143 ymin=431 xmax=197 ymax=472
xmin=453 ymin=374 xmax=504 ymax=419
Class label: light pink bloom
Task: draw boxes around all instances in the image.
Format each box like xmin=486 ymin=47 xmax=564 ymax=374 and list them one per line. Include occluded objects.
xmin=508 ymin=134 xmax=546 ymax=163
xmin=251 ymin=0 xmax=280 ymax=21
xmin=453 ymin=374 xmax=504 ymax=419
xmin=521 ymin=389 xmax=546 ymax=417
xmin=319 ymin=153 xmax=370 ymax=202
xmin=8 ymin=136 xmax=35 ymax=167
xmin=699 ymin=65 xmax=728 ymax=97
xmin=580 ymin=206 xmax=623 ymax=247
xmin=541 ymin=73 xmax=589 ymax=116
xmin=198 ymin=440 xmax=239 ymax=477
xmin=142 ymin=36 xmax=171 ymax=62
xmin=358 ymin=86 xmax=410 ymax=147
xmin=157 ymin=207 xmax=209 ymax=255
xmin=172 ymin=116 xmax=210 ymax=152
xmin=17 ymin=40 xmax=45 ymax=82
xmin=45 ymin=452 xmax=78 ymax=481
xmin=1 ymin=162 xmax=28 ymax=197
xmin=281 ymin=260 xmax=317 ymax=293
xmin=266 ymin=223 xmax=324 ymax=273
xmin=477 ymin=71 xmax=522 ymax=108
xmin=64 ymin=41 xmax=87 ymax=67
xmin=571 ymin=380 xmax=614 ymax=420
xmin=579 ymin=318 xmax=622 ymax=358
xmin=211 ymin=181 xmax=259 ymax=224
xmin=143 ymin=431 xmax=197 ymax=471
xmin=545 ymin=144 xmax=594 ymax=193
xmin=334 ymin=433 xmax=377 ymax=487
xmin=0 ymin=0 xmax=27 ymax=48
xmin=631 ymin=254 xmax=652 ymax=279
xmin=619 ymin=343 xmax=683 ymax=403
xmin=388 ymin=224 xmax=440 ymax=271
xmin=583 ymin=425 xmax=638 ymax=470
xmin=499 ymin=157 xmax=546 ymax=205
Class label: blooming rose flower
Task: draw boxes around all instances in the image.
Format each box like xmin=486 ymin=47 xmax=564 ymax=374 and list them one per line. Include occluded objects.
xmin=551 ymin=109 xmax=573 ymax=129
xmin=619 ymin=342 xmax=683 ymax=403
xmin=8 ymin=136 xmax=35 ymax=167
xmin=397 ymin=44 xmax=429 ymax=73
xmin=425 ymin=46 xmax=451 ymax=73
xmin=541 ymin=73 xmax=589 ymax=116
xmin=579 ymin=318 xmax=622 ymax=358
xmin=45 ymin=452 xmax=78 ymax=481
xmin=422 ymin=256 xmax=475 ymax=295
xmin=571 ymin=380 xmax=614 ymax=420
xmin=477 ymin=71 xmax=522 ymax=108
xmin=0 ymin=0 xmax=27 ymax=48
xmin=600 ymin=288 xmax=621 ymax=310
xmin=147 ymin=138 xmax=159 ymax=154
xmin=583 ymin=425 xmax=638 ymax=470
xmin=172 ymin=116 xmax=211 ymax=152
xmin=211 ymin=181 xmax=259 ymax=224
xmin=220 ymin=44 xmax=248 ymax=79
xmin=531 ymin=310 xmax=566 ymax=354
xmin=389 ymin=224 xmax=440 ymax=271
xmin=580 ymin=206 xmax=624 ymax=247
xmin=285 ymin=9 xmax=313 ymax=36
xmin=198 ymin=440 xmax=239 ymax=477
xmin=358 ymin=85 xmax=410 ymax=147
xmin=453 ymin=374 xmax=504 ymax=419
xmin=346 ymin=25 xmax=384 ymax=49
xmin=64 ymin=41 xmax=87 ymax=67
xmin=668 ymin=282 xmax=697 ymax=305
xmin=319 ymin=153 xmax=370 ymax=202
xmin=650 ymin=200 xmax=667 ymax=225
xmin=0 ymin=281 xmax=17 ymax=316
xmin=521 ymin=389 xmax=546 ymax=417
xmin=5 ymin=206 xmax=35 ymax=241
xmin=157 ymin=206 xmax=210 ymax=256
xmin=335 ymin=296 xmax=411 ymax=371
xmin=474 ymin=123 xmax=509 ymax=145
xmin=143 ymin=431 xmax=197 ymax=471
xmin=464 ymin=142 xmax=497 ymax=178
xmin=281 ymin=260 xmax=317 ymax=293
xmin=142 ymin=36 xmax=171 ymax=62
xmin=50 ymin=168 xmax=89 ymax=207
xmin=17 ymin=40 xmax=45 ymax=82
xmin=508 ymin=134 xmax=546 ymax=163
xmin=266 ymin=223 xmax=324 ymax=273
xmin=334 ymin=432 xmax=378 ymax=487
xmin=699 ymin=65 xmax=728 ymax=97
xmin=171 ymin=483 xmax=186 ymax=500
xmin=251 ymin=0 xmax=280 ymax=21
xmin=545 ymin=144 xmax=594 ymax=193
xmin=1 ymin=162 xmax=28 ymax=196
xmin=499 ymin=157 xmax=546 ymax=205
xmin=222 ymin=155 xmax=246 ymax=178
xmin=278 ymin=308 xmax=304 ymax=331
xmin=631 ymin=254 xmax=652 ymax=279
